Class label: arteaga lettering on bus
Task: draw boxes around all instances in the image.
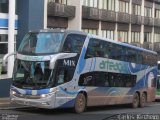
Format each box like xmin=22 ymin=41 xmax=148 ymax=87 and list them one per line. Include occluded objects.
xmin=63 ymin=59 xmax=75 ymax=67
xmin=99 ymin=60 xmax=127 ymax=72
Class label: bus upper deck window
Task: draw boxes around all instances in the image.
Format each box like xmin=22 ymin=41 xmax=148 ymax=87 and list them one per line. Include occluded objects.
xmin=62 ymin=34 xmax=86 ymax=53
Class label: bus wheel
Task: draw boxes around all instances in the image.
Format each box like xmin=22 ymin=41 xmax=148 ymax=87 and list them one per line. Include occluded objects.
xmin=139 ymin=93 xmax=146 ymax=108
xmin=74 ymin=93 xmax=86 ymax=113
xmin=131 ymin=92 xmax=139 ymax=108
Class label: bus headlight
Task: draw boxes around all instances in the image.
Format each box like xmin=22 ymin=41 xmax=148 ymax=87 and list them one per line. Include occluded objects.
xmin=40 ymin=88 xmax=57 ymax=98
xmin=40 ymin=93 xmax=53 ymax=98
xmin=11 ymin=90 xmax=16 ymax=95
xmin=41 ymin=94 xmax=47 ymax=98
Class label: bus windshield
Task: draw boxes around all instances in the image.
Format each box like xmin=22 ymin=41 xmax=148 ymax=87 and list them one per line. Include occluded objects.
xmin=13 ymin=59 xmax=56 ymax=89
xmin=18 ymin=32 xmax=64 ymax=55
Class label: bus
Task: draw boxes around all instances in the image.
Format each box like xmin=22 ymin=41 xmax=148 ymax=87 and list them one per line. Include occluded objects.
xmin=156 ymin=61 xmax=160 ymax=99
xmin=2 ymin=29 xmax=158 ymax=113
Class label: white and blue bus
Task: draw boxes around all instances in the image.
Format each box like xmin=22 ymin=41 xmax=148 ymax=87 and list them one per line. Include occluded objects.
xmin=3 ymin=29 xmax=157 ymax=113
xmin=156 ymin=61 xmax=160 ymax=99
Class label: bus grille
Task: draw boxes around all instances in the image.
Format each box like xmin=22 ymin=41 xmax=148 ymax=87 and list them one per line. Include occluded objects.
xmin=14 ymin=94 xmax=41 ymax=99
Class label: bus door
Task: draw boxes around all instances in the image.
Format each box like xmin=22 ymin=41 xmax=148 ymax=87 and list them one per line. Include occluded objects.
xmin=54 ymin=67 xmax=68 ymax=108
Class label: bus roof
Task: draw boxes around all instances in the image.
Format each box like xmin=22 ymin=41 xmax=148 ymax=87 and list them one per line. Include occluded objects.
xmin=29 ymin=29 xmax=88 ymax=36
xmin=29 ymin=29 xmax=157 ymax=55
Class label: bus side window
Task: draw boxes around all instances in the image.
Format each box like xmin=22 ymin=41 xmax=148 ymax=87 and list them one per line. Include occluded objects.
xmin=62 ymin=34 xmax=86 ymax=53
xmin=108 ymin=73 xmax=115 ymax=87
xmin=142 ymin=52 xmax=147 ymax=65
xmin=56 ymin=68 xmax=70 ymax=85
xmin=121 ymin=47 xmax=126 ymax=61
xmin=79 ymin=72 xmax=94 ymax=86
xmin=111 ymin=44 xmax=123 ymax=60
xmin=86 ymin=47 xmax=94 ymax=58
xmin=56 ymin=69 xmax=65 ymax=85
xmin=136 ymin=52 xmax=142 ymax=64
xmin=124 ymin=74 xmax=137 ymax=87
xmin=126 ymin=49 xmax=137 ymax=63
xmin=102 ymin=41 xmax=111 ymax=58
xmin=85 ymin=38 xmax=104 ymax=58
xmin=104 ymin=73 xmax=109 ymax=87
xmin=95 ymin=72 xmax=109 ymax=87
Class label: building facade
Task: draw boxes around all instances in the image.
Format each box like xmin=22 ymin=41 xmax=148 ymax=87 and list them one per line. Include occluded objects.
xmin=1 ymin=0 xmax=160 ymax=76
xmin=46 ymin=0 xmax=160 ymax=53
xmin=0 ymin=0 xmax=17 ymax=63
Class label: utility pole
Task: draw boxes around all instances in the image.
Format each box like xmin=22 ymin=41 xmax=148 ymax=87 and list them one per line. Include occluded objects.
xmin=8 ymin=0 xmax=15 ymax=77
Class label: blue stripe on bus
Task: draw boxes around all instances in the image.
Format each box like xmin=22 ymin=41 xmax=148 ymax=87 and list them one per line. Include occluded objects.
xmin=12 ymin=87 xmax=51 ymax=95
xmin=59 ymin=86 xmax=78 ymax=95
xmin=128 ymin=68 xmax=157 ymax=94
xmin=24 ymin=89 xmax=50 ymax=95
xmin=0 ymin=18 xmax=18 ymax=29
xmin=58 ymin=99 xmax=75 ymax=108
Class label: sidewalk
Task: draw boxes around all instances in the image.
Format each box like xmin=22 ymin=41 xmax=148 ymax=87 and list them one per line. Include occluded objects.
xmin=0 ymin=77 xmax=28 ymax=110
xmin=0 ymin=98 xmax=10 ymax=105
xmin=0 ymin=97 xmax=27 ymax=110
xmin=0 ymin=74 xmax=9 ymax=80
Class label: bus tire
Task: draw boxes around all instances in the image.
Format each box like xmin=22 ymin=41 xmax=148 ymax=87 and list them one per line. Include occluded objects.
xmin=139 ymin=93 xmax=147 ymax=108
xmin=131 ymin=92 xmax=139 ymax=108
xmin=74 ymin=93 xmax=86 ymax=113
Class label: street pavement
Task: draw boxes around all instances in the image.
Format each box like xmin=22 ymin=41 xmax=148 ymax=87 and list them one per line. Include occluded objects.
xmin=0 ymin=100 xmax=160 ymax=120
xmin=0 ymin=98 xmax=27 ymax=110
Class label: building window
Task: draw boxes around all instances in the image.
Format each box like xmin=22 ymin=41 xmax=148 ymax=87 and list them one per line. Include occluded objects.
xmin=0 ymin=34 xmax=8 ymax=61
xmin=0 ymin=35 xmax=7 ymax=42
xmin=132 ymin=4 xmax=141 ymax=15
xmin=0 ymin=43 xmax=8 ymax=59
xmin=118 ymin=31 xmax=128 ymax=43
xmin=0 ymin=35 xmax=16 ymax=61
xmin=155 ymin=9 xmax=160 ymax=18
xmin=144 ymin=7 xmax=152 ymax=17
xmin=0 ymin=0 xmax=9 ymax=13
xmin=102 ymin=30 xmax=114 ymax=40
xmin=102 ymin=0 xmax=115 ymax=11
xmin=119 ymin=1 xmax=129 ymax=13
xmin=144 ymin=32 xmax=151 ymax=42
xmin=154 ymin=33 xmax=160 ymax=42
xmin=82 ymin=29 xmax=98 ymax=35
xmin=48 ymin=0 xmax=67 ymax=4
xmin=83 ymin=0 xmax=98 ymax=8
xmin=131 ymin=32 xmax=140 ymax=43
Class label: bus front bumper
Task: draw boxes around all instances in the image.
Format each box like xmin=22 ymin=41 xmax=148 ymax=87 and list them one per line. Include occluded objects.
xmin=10 ymin=94 xmax=55 ymax=109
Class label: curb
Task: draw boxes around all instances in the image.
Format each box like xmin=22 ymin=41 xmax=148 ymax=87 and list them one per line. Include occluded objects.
xmin=0 ymin=98 xmax=28 ymax=110
xmin=0 ymin=75 xmax=10 ymax=80
xmin=0 ymin=97 xmax=10 ymax=106
xmin=0 ymin=97 xmax=10 ymax=103
xmin=0 ymin=106 xmax=29 ymax=110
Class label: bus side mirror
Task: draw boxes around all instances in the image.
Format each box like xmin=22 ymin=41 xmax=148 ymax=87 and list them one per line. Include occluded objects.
xmin=2 ymin=52 xmax=16 ymax=72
